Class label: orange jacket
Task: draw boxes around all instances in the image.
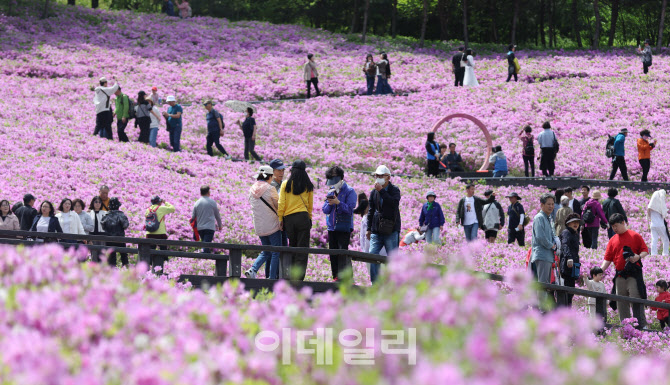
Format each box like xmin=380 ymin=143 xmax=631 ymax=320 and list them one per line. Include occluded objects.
xmin=637 ymin=138 xmax=653 ymax=160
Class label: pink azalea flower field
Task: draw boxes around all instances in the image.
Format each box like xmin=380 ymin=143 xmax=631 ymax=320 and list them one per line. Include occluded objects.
xmin=1 ymin=3 xmax=670 ymax=382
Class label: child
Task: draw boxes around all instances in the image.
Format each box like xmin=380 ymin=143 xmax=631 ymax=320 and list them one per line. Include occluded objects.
xmin=418 ymin=191 xmax=445 ymax=244
xmin=651 ymin=280 xmax=670 ymax=329
xmin=400 ymin=226 xmax=426 ymax=247
xmin=583 ymin=267 xmax=607 ymax=320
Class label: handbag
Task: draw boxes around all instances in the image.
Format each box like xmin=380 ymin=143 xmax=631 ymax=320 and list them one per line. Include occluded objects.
xmin=298 ymin=195 xmax=312 ymax=228
xmin=375 ymin=190 xmax=396 ymax=236
xmin=552 ymin=132 xmax=560 ymax=153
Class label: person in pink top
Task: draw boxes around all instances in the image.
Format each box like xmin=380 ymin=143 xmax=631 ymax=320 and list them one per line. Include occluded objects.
xmin=176 ymin=0 xmax=190 ymax=18
xmin=518 ymin=125 xmax=535 ymax=177
xmin=582 ymin=190 xmax=608 ymax=250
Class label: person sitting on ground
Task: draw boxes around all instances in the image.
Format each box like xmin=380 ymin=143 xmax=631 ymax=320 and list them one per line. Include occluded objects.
xmin=101 ymin=197 xmax=130 ymax=267
xmin=399 ymin=226 xmax=426 ymax=247
xmin=488 ymin=145 xmax=508 ymax=177
xmin=0 ymin=200 xmax=20 ymax=231
xmin=651 ymin=280 xmax=670 ymax=329
xmin=445 ymin=143 xmax=464 ymax=172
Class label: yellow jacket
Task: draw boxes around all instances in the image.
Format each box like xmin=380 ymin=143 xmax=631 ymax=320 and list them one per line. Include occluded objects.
xmin=145 ymin=203 xmax=175 ymax=235
xmin=277 ymin=181 xmax=313 ymax=221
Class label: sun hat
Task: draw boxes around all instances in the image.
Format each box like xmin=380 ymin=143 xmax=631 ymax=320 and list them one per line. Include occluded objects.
xmin=203 ymin=99 xmax=213 ymax=106
xmin=166 ymin=95 xmax=176 ymax=102
xmin=426 ymin=191 xmax=437 ymax=198
xmin=620 ymin=128 xmax=629 ymax=134
xmin=291 ymin=160 xmax=307 ymax=170
xmin=255 ymin=165 xmax=274 ymax=179
xmin=374 ymin=165 xmax=391 ymax=176
xmin=592 ymin=190 xmax=602 ymax=200
xmin=99 ymin=77 xmax=107 ymax=83
xmin=506 ymin=192 xmax=522 ymax=200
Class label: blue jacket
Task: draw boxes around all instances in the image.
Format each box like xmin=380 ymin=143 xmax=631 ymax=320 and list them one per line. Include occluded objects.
xmin=322 ymin=182 xmax=357 ymax=232
xmin=613 ymin=133 xmax=625 ymax=156
xmin=426 ymin=141 xmax=439 ymax=160
xmin=419 ymin=202 xmax=445 ymax=229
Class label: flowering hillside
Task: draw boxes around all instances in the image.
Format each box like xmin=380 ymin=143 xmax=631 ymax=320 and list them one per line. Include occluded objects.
xmin=1 ymin=2 xmax=670 ymax=378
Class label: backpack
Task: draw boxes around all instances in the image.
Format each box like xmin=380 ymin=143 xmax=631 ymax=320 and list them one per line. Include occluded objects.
xmin=127 ymin=97 xmax=137 ymax=120
xmin=605 ymin=135 xmax=616 ymax=158
xmin=100 ymin=212 xmax=120 ymax=234
xmin=483 ymin=203 xmax=501 ymax=230
xmin=582 ymin=205 xmax=595 ymax=224
xmin=145 ymin=207 xmax=163 ymax=232
xmin=524 ymin=137 xmax=535 ymax=156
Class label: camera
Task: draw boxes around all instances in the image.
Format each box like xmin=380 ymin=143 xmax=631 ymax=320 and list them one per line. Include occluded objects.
xmin=326 ymin=188 xmax=338 ymax=199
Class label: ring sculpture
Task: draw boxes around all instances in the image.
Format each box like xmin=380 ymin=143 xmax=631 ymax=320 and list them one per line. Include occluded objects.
xmin=430 ymin=113 xmax=493 ymax=172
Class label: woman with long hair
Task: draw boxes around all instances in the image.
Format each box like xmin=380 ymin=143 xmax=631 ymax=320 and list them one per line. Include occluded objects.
xmin=136 ymin=91 xmax=160 ymax=144
xmin=462 ymin=49 xmax=479 ymax=87
xmin=277 ymin=159 xmax=314 ymax=281
xmin=363 ymin=54 xmax=376 ymax=95
xmin=29 ymin=201 xmax=63 ymax=242
xmin=88 ymin=196 xmax=108 ymax=262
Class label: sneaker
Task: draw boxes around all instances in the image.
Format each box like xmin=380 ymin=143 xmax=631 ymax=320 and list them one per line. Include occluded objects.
xmin=244 ymin=269 xmax=257 ymax=279
xmin=224 ymin=154 xmax=232 ymax=160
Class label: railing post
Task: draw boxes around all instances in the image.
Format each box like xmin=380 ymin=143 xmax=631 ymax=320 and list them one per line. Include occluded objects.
xmin=229 ymin=249 xmax=242 ymax=278
xmin=138 ymin=243 xmax=152 ymax=267
xmin=279 ymin=250 xmax=291 ymax=280
xmin=215 ymin=253 xmax=228 ymax=277
xmin=555 ymin=290 xmax=568 ymax=307
xmin=595 ymin=297 xmax=607 ymax=324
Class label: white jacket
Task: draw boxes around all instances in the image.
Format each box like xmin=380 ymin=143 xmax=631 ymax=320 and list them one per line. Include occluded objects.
xmin=88 ymin=210 xmax=108 ymax=233
xmin=249 ymin=181 xmax=280 ymax=237
xmin=149 ymin=106 xmax=161 ymax=128
xmin=93 ymin=83 xmax=119 ymax=114
xmin=55 ymin=211 xmax=86 ymax=235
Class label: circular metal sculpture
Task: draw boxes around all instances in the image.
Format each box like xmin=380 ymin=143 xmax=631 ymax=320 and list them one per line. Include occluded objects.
xmin=430 ymin=113 xmax=493 ymax=172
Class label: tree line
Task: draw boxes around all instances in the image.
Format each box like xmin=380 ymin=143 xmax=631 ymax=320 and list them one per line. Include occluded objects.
xmin=4 ymin=0 xmax=669 ymax=50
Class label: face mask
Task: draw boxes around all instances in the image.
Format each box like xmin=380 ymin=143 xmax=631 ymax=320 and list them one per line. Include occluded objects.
xmin=376 ymin=178 xmax=386 ymax=185
xmin=332 ymin=180 xmax=344 ymax=193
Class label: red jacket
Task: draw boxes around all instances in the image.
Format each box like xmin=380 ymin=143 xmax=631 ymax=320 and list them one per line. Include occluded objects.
xmin=651 ymin=291 xmax=670 ymax=320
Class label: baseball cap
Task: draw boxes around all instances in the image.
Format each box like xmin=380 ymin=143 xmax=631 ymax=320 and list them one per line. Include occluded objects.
xmin=152 ymin=86 xmax=158 ymax=91
xmin=269 ymin=159 xmax=286 ymax=170
xmin=99 ymin=77 xmax=107 ymax=83
xmin=151 ymin=196 xmax=162 ymax=205
xmin=484 ymin=189 xmax=494 ymax=197
xmin=255 ymin=165 xmax=274 ymax=179
xmin=202 ymin=99 xmax=213 ymax=106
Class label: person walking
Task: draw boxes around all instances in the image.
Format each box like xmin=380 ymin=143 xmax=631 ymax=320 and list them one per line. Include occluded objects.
xmin=100 ymin=198 xmax=130 ymax=267
xmin=246 ymin=166 xmax=282 ymax=280
xmin=564 ymin=187 xmax=582 ymax=216
xmin=425 ymin=132 xmax=440 ymax=177
xmin=582 ymin=190 xmax=608 ymax=250
xmin=554 ymin=196 xmax=573 ymax=237
xmin=636 ymin=39 xmax=653 ymax=74
xmin=462 ymin=49 xmax=479 ymax=87
xmin=88 ymin=196 xmax=108 ymax=262
xmin=489 ymin=145 xmax=508 ymax=177
xmin=531 ymin=193 xmax=558 ymax=306
xmin=303 ymin=54 xmax=320 ymax=98
xmin=363 ymin=54 xmax=377 ymax=95
xmin=192 ymin=185 xmax=222 ymax=255
xmin=601 ymin=213 xmax=649 ymax=329
xmin=72 ymin=199 xmax=94 ymax=235
xmin=609 ymin=128 xmax=629 ymax=181
xmin=355 ymin=193 xmax=387 ymax=280
xmin=114 ymin=87 xmax=130 ymax=143
xmin=0 ymin=200 xmax=20 ymax=231
xmin=418 ymin=191 xmax=445 ymax=244
xmin=537 ymin=121 xmax=557 ymax=177
xmin=456 ymin=184 xmax=494 ymax=242
xmin=375 ymin=53 xmax=393 ymax=95
xmin=559 ymin=213 xmax=582 ymax=307
xmin=602 ymin=188 xmax=627 ymax=239
xmin=14 ymin=193 xmax=37 ymax=231
xmin=321 ymin=166 xmax=357 ymax=281
xmin=30 ymin=201 xmax=63 ymax=242
xmin=637 ymin=129 xmax=656 ymax=182
xmin=204 ymin=100 xmax=231 ymax=159
xmin=366 ymin=165 xmax=401 ymax=283
xmin=451 ymin=47 xmax=466 ymax=87
xmin=93 ymin=77 xmax=119 ymax=139
xmin=277 ymin=160 xmax=314 ymax=281
xmin=506 ymin=45 xmax=518 ymax=82
xmin=481 ymin=190 xmax=505 ymax=244
xmin=236 ymin=107 xmax=262 ymax=162
xmin=579 ymin=186 xmax=591 ymax=248
xmin=518 ymin=125 xmax=535 ymax=177
xmin=55 ymin=198 xmax=86 ymax=242
xmin=162 ymin=96 xmax=183 ymax=152
xmin=647 ymin=189 xmax=669 ymax=256
xmin=191 ymin=186 xmax=223 ymax=253
xmin=144 ymin=196 xmax=175 ymax=273
xmin=506 ymin=192 xmax=526 ymax=246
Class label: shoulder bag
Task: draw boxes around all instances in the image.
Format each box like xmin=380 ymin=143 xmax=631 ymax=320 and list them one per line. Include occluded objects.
xmin=374 ymin=190 xmax=396 ymax=236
